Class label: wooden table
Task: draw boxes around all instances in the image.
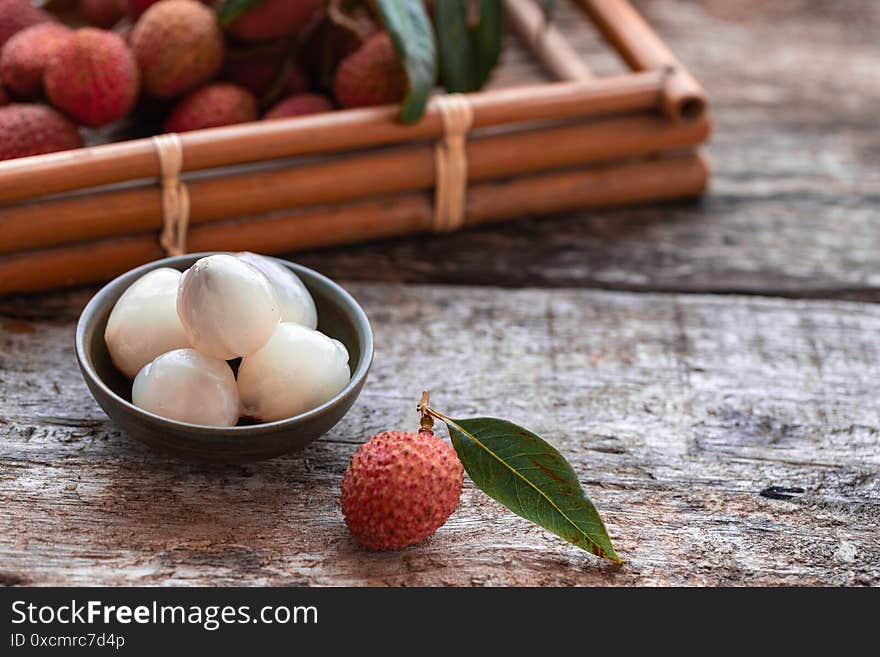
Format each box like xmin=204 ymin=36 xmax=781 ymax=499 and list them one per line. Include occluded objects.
xmin=1 ymin=1 xmax=878 ymax=586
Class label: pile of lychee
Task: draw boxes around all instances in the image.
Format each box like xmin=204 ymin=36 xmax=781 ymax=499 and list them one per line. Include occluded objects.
xmin=105 ymin=252 xmax=350 ymax=427
xmin=0 ymin=0 xmax=408 ymax=161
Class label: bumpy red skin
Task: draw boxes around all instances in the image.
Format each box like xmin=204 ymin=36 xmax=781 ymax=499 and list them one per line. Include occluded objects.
xmin=0 ymin=0 xmax=52 ymax=49
xmin=0 ymin=23 xmax=72 ymax=99
xmin=130 ymin=0 xmax=223 ymax=99
xmin=227 ymin=0 xmax=322 ymax=42
xmin=80 ymin=0 xmax=126 ymax=29
xmin=332 ymin=32 xmax=408 ymax=109
xmin=264 ymin=93 xmax=331 ymax=120
xmin=44 ymin=29 xmax=139 ymax=128
xmin=342 ymin=430 xmax=463 ymax=551
xmin=0 ymin=103 xmax=83 ymax=160
xmin=165 ymin=82 xmax=257 ymax=132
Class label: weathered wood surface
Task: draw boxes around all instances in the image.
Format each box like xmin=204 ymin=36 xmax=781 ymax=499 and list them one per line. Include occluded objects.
xmin=296 ymin=0 xmax=880 ymax=300
xmin=1 ymin=285 xmax=878 ymax=586
xmin=1 ymin=0 xmax=879 ymax=586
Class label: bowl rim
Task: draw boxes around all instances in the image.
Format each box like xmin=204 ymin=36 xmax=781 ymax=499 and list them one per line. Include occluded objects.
xmin=75 ymin=252 xmax=373 ymax=436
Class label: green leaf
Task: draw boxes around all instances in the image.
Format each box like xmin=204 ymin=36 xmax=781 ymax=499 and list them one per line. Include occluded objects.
xmin=440 ymin=415 xmax=620 ymax=563
xmin=217 ymin=0 xmax=267 ymax=27
xmin=374 ymin=0 xmax=438 ymax=123
xmin=435 ymin=0 xmax=504 ymax=92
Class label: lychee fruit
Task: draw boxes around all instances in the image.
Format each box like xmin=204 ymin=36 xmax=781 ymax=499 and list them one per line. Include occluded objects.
xmin=226 ymin=0 xmax=322 ymax=43
xmin=0 ymin=23 xmax=72 ymax=99
xmin=44 ymin=28 xmax=139 ymax=127
xmin=220 ymin=41 xmax=290 ymax=99
xmin=264 ymin=93 xmax=331 ymax=120
xmin=130 ymin=0 xmax=223 ymax=99
xmin=79 ymin=0 xmax=126 ymax=28
xmin=125 ymin=0 xmax=158 ymax=19
xmin=0 ymin=103 xmax=83 ymax=161
xmin=165 ymin=82 xmax=257 ymax=132
xmin=332 ymin=32 xmax=408 ymax=109
xmin=341 ymin=429 xmax=464 ymax=550
xmin=0 ymin=0 xmax=52 ymax=49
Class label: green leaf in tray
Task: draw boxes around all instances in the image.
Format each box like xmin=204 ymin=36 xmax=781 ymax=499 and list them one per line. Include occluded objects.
xmin=374 ymin=0 xmax=438 ymax=123
xmin=431 ymin=412 xmax=620 ymax=563
xmin=217 ymin=0 xmax=267 ymax=27
xmin=435 ymin=0 xmax=504 ymax=93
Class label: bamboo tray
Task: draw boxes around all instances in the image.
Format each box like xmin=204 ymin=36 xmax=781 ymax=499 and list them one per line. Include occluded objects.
xmin=0 ymin=0 xmax=710 ymax=295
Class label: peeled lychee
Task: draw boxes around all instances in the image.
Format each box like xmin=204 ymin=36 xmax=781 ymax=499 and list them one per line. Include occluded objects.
xmin=130 ymin=0 xmax=223 ymax=99
xmin=342 ymin=430 xmax=464 ymax=550
xmin=264 ymin=93 xmax=332 ymax=120
xmin=164 ymin=82 xmax=257 ymax=132
xmin=79 ymin=0 xmax=126 ymax=28
xmin=177 ymin=254 xmax=280 ymax=360
xmin=0 ymin=0 xmax=51 ymax=49
xmin=0 ymin=23 xmax=72 ymax=99
xmin=132 ymin=348 xmax=239 ymax=427
xmin=237 ymin=322 xmax=350 ymax=422
xmin=44 ymin=28 xmax=139 ymax=127
xmin=0 ymin=103 xmax=83 ymax=161
xmin=104 ymin=267 xmax=192 ymax=379
xmin=236 ymin=252 xmax=317 ymax=328
xmin=226 ymin=0 xmax=321 ymax=43
xmin=333 ymin=32 xmax=408 ymax=109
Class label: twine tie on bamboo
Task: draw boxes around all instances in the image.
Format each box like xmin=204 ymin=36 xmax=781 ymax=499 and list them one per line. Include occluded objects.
xmin=433 ymin=94 xmax=473 ymax=233
xmin=152 ymin=133 xmax=190 ymax=256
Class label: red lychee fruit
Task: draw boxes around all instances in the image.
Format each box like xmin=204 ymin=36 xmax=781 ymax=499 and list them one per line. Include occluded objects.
xmin=0 ymin=103 xmax=83 ymax=161
xmin=226 ymin=0 xmax=321 ymax=43
xmin=0 ymin=23 xmax=72 ymax=99
xmin=264 ymin=93 xmax=332 ymax=120
xmin=341 ymin=430 xmax=463 ymax=551
xmin=332 ymin=32 xmax=408 ymax=109
xmin=44 ymin=28 xmax=139 ymax=127
xmin=0 ymin=0 xmax=52 ymax=49
xmin=125 ymin=0 xmax=158 ymax=19
xmin=165 ymin=82 xmax=257 ymax=132
xmin=220 ymin=41 xmax=289 ymax=99
xmin=79 ymin=0 xmax=126 ymax=28
xmin=130 ymin=0 xmax=223 ymax=99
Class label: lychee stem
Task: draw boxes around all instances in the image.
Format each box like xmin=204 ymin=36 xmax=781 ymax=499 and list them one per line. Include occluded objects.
xmin=417 ymin=390 xmax=435 ymax=435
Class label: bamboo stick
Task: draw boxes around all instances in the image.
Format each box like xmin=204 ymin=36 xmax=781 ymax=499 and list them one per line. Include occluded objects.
xmin=0 ymin=152 xmax=708 ymax=295
xmin=0 ymin=72 xmax=667 ymax=205
xmin=0 ymin=112 xmax=710 ymax=254
xmin=575 ymin=0 xmax=706 ymax=121
xmin=506 ymin=0 xmax=593 ymax=81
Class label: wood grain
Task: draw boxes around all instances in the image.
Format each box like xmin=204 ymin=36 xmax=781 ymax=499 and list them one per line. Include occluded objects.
xmin=289 ymin=0 xmax=880 ymax=300
xmin=0 ymin=284 xmax=878 ymax=586
xmin=1 ymin=0 xmax=878 ymax=587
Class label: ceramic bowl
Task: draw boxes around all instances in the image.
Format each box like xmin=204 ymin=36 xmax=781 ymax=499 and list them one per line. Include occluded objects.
xmin=75 ymin=253 xmax=372 ymax=462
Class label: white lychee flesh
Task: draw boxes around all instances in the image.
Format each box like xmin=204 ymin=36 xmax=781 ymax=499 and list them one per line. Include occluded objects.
xmin=104 ymin=267 xmax=192 ymax=379
xmin=237 ymin=252 xmax=317 ymax=329
xmin=177 ymin=254 xmax=280 ymax=360
xmin=237 ymin=323 xmax=351 ymax=422
xmin=132 ymin=349 xmax=239 ymax=427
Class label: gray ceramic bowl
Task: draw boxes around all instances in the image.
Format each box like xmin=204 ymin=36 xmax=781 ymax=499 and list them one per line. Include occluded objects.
xmin=76 ymin=253 xmax=372 ymax=463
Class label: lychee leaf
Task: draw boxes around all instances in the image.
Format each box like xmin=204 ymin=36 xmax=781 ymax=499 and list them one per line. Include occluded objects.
xmin=435 ymin=0 xmax=504 ymax=92
xmin=217 ymin=0 xmax=268 ymax=27
xmin=374 ymin=0 xmax=438 ymax=123
xmin=440 ymin=415 xmax=621 ymax=563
